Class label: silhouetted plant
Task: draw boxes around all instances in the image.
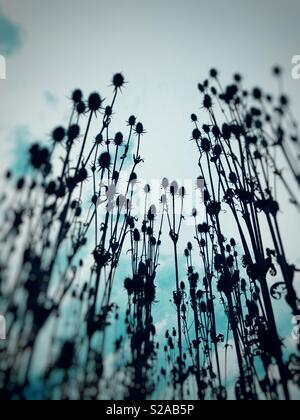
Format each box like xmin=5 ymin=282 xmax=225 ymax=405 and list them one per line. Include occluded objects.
xmin=188 ymin=68 xmax=300 ymax=400
xmin=0 ymin=66 xmax=299 ymax=401
xmin=121 ymin=194 xmax=164 ymax=400
xmin=184 ymin=238 xmax=226 ymax=400
xmin=0 ymin=74 xmax=147 ymax=400
xmin=161 ymin=180 xmax=188 ymax=399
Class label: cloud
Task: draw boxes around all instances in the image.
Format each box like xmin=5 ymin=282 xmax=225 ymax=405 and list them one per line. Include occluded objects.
xmin=0 ymin=12 xmax=22 ymax=56
xmin=10 ymin=126 xmax=33 ymax=176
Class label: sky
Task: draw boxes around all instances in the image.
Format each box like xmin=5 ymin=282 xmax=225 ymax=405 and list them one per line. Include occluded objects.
xmin=0 ymin=0 xmax=299 ymax=254
xmin=0 ymin=0 xmax=300 ymax=399
xmin=1 ymin=0 xmax=300 ymax=270
xmin=1 ymin=0 xmax=300 ymax=180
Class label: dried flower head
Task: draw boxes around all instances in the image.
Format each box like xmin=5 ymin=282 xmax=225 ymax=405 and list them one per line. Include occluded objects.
xmin=234 ymin=73 xmax=242 ymax=83
xmin=229 ymin=172 xmax=238 ymax=184
xmin=98 ymin=152 xmax=111 ymax=170
xmin=144 ymin=184 xmax=151 ymax=194
xmin=52 ymin=126 xmax=65 ymax=143
xmin=162 ymin=178 xmax=169 ymax=189
xmin=68 ymin=124 xmax=80 ymax=141
xmin=112 ymin=73 xmax=125 ymax=90
xmin=135 ymin=122 xmax=144 ymax=135
xmin=116 ymin=194 xmax=126 ymax=209
xmin=252 ymin=87 xmax=262 ymax=100
xmin=179 ymin=186 xmax=186 ymax=198
xmin=210 ymin=68 xmax=218 ymax=78
xmin=201 ymin=138 xmax=211 ymax=152
xmin=88 ymin=93 xmax=102 ymax=112
xmin=30 ymin=144 xmax=50 ymax=169
xmin=202 ymin=124 xmax=210 ymax=134
xmin=133 ymin=229 xmax=141 ymax=242
xmin=129 ymin=172 xmax=138 ymax=184
xmin=213 ymin=144 xmax=222 ymax=157
xmin=95 ymin=133 xmax=103 ymax=145
xmin=72 ymin=89 xmax=83 ymax=104
xmin=203 ymin=94 xmax=212 ymax=109
xmin=273 ymin=66 xmax=282 ymax=77
xmin=77 ymin=101 xmax=86 ymax=114
xmin=114 ymin=132 xmax=123 ymax=146
xmin=170 ymin=181 xmax=179 ymax=196
xmin=148 ymin=205 xmax=157 ymax=221
xmin=128 ymin=115 xmax=136 ymax=126
xmin=192 ymin=128 xmax=201 ymax=141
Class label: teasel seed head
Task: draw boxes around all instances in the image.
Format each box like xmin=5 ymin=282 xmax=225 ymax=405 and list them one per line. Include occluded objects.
xmin=76 ymin=101 xmax=86 ymax=115
xmin=68 ymin=124 xmax=80 ymax=141
xmin=192 ymin=128 xmax=201 ymax=140
xmin=88 ymin=92 xmax=102 ymax=112
xmin=162 ymin=177 xmax=169 ymax=189
xmin=72 ymin=89 xmax=83 ymax=104
xmin=95 ymin=133 xmax=103 ymax=145
xmin=203 ymin=94 xmax=212 ymax=109
xmin=114 ymin=132 xmax=123 ymax=146
xmin=170 ymin=181 xmax=178 ymax=196
xmin=209 ymin=68 xmax=218 ymax=78
xmin=128 ymin=115 xmax=136 ymax=126
xmin=135 ymin=122 xmax=144 ymax=135
xmin=98 ymin=152 xmax=111 ymax=170
xmin=179 ymin=186 xmax=186 ymax=198
xmin=52 ymin=126 xmax=65 ymax=143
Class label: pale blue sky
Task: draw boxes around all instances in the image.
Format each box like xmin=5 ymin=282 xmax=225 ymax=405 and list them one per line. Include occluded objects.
xmin=1 ymin=0 xmax=300 ymax=254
